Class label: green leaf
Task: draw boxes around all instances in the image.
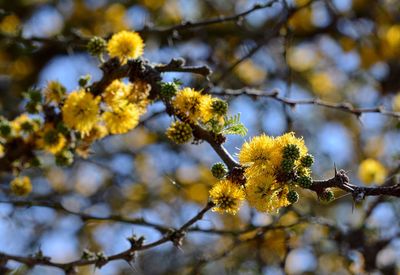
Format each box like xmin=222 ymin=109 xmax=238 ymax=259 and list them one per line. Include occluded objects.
xmin=221 ymin=113 xmax=248 ymax=136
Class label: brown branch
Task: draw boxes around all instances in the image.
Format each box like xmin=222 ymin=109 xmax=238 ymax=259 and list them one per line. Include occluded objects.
xmin=135 ymin=1 xmax=280 ymax=34
xmin=0 ymin=199 xmax=172 ymax=234
xmin=212 ymin=88 xmax=400 ymax=119
xmin=310 ymin=168 xmax=400 ymax=200
xmin=0 ymin=202 xmax=214 ymax=272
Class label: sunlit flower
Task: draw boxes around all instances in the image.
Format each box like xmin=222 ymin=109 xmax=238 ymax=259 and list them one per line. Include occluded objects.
xmin=44 ymin=80 xmax=66 ymax=104
xmin=172 ymin=88 xmax=203 ymax=121
xmin=107 ymin=30 xmax=144 ymax=62
xmin=103 ymin=104 xmax=140 ymax=134
xmin=37 ymin=125 xmax=66 ymax=154
xmin=11 ymin=114 xmax=40 ymax=136
xmin=62 ymin=90 xmax=100 ymax=136
xmin=103 ymin=79 xmax=129 ymax=108
xmin=246 ymin=175 xmax=290 ymax=213
xmin=209 ymin=179 xmax=245 ymax=214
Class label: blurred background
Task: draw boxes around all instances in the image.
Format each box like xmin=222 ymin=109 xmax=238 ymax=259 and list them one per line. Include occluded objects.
xmin=1 ymin=0 xmax=400 ymax=274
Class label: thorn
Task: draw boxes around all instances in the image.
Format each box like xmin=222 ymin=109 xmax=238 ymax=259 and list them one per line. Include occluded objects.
xmin=334 ymin=163 xmax=337 ymax=176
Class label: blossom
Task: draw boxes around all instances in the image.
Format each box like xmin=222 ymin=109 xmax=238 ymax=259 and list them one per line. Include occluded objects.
xmin=38 ymin=125 xmax=67 ymax=154
xmin=44 ymin=80 xmax=66 ymax=103
xmin=103 ymin=80 xmax=129 ymax=108
xmin=10 ymin=113 xmax=40 ymax=136
xmin=238 ymin=134 xmax=277 ymax=167
xmin=107 ymin=30 xmax=144 ymax=62
xmin=10 ymin=176 xmax=32 ymax=196
xmin=172 ymin=88 xmax=203 ymax=121
xmin=246 ymin=175 xmax=290 ymax=213
xmin=209 ymin=179 xmax=245 ymax=214
xmin=103 ymin=104 xmax=140 ymax=134
xmin=62 ymin=90 xmax=100 ymax=136
xmin=358 ymin=158 xmax=387 ymax=185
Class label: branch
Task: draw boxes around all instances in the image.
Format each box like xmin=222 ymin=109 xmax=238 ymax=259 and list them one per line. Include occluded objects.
xmin=212 ymin=88 xmax=400 ymax=119
xmin=140 ymin=1 xmax=280 ymax=34
xmin=0 ymin=202 xmax=214 ymax=271
xmin=0 ymin=199 xmax=171 ymax=234
xmin=311 ymin=168 xmax=400 ymax=200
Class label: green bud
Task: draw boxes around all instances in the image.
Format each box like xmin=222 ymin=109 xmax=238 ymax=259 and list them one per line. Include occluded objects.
xmin=78 ymin=74 xmax=91 ymax=87
xmin=300 ymin=154 xmax=314 ymax=168
xmin=297 ymin=175 xmax=312 ymax=189
xmin=30 ymin=155 xmax=41 ymax=167
xmin=25 ymin=101 xmax=41 ymax=114
xmin=43 ymin=129 xmax=60 ymax=146
xmin=28 ymin=89 xmax=42 ymax=102
xmin=320 ymin=189 xmax=334 ymax=202
xmin=287 ymin=190 xmax=299 ymax=204
xmin=160 ymin=82 xmax=179 ymax=99
xmin=55 ymin=150 xmax=74 ymax=166
xmin=0 ymin=121 xmax=11 ymax=137
xmin=283 ymin=144 xmax=300 ymax=160
xmin=166 ymin=121 xmax=192 ymax=144
xmin=211 ymin=162 xmax=228 ymax=179
xmin=281 ymin=158 xmax=295 ymax=173
xmin=211 ymin=99 xmax=228 ymax=116
xmin=87 ymin=36 xmax=107 ymax=56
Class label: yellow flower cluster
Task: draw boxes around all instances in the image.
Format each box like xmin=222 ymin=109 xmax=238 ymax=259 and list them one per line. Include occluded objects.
xmin=172 ymin=87 xmax=226 ymax=124
xmin=62 ymin=79 xmax=150 ymax=137
xmin=358 ymin=158 xmax=387 ymax=185
xmin=208 ymin=132 xmax=312 ymax=215
xmin=166 ymin=87 xmax=228 ymax=144
xmin=239 ymin=132 xmax=310 ymax=213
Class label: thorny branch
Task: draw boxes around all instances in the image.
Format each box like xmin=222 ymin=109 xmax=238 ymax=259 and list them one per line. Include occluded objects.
xmin=0 ymin=202 xmax=214 ymax=272
xmin=1 ymin=53 xmax=400 ymax=271
xmin=212 ymin=88 xmax=400 ymax=119
xmin=2 ymin=2 xmax=400 ymax=271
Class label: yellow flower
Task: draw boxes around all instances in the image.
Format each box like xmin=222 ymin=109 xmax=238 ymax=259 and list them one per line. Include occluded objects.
xmin=0 ymin=14 xmax=20 ymax=35
xmin=62 ymin=90 xmax=100 ymax=136
xmin=238 ymin=134 xmax=276 ymax=167
xmin=10 ymin=176 xmax=32 ymax=196
xmin=83 ymin=124 xmax=109 ymax=143
xmin=37 ymin=125 xmax=67 ymax=154
xmin=209 ymin=179 xmax=245 ymax=214
xmin=172 ymin=87 xmax=203 ymax=121
xmin=358 ymin=158 xmax=387 ymax=185
xmin=198 ymin=94 xmax=214 ymax=122
xmin=126 ymin=80 xmax=151 ymax=113
xmin=11 ymin=114 xmax=40 ymax=136
xmin=103 ymin=104 xmax=140 ymax=134
xmin=107 ymin=30 xmax=144 ymax=63
xmin=0 ymin=144 xmax=4 ymax=158
xmin=103 ymin=80 xmax=129 ymax=108
xmin=246 ymin=175 xmax=290 ymax=213
xmin=44 ymin=80 xmax=66 ymax=103
xmin=275 ymin=132 xmax=308 ymax=168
